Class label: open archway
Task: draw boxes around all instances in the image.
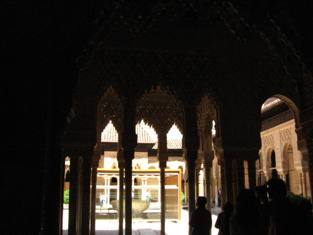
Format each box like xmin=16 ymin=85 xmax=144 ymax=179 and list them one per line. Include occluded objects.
xmin=259 ymin=95 xmax=311 ymax=198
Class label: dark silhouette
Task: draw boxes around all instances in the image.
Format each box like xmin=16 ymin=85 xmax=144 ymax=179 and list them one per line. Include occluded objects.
xmin=267 ymin=177 xmax=296 ymax=235
xmin=230 ymin=189 xmax=259 ymax=235
xmin=190 ymin=196 xmax=212 ymax=235
xmin=217 ymin=190 xmax=222 ymax=207
xmin=296 ymin=198 xmax=313 ymax=234
xmin=255 ymin=185 xmax=270 ymax=235
xmin=215 ymin=202 xmax=233 ymax=235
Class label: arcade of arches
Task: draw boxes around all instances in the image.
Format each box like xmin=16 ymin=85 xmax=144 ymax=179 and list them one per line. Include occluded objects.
xmin=62 ymin=82 xmax=313 ymax=235
xmin=6 ymin=2 xmax=313 ymax=235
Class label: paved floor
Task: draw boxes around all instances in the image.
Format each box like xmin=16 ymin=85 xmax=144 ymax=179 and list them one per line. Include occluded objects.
xmin=63 ymin=208 xmax=221 ymax=235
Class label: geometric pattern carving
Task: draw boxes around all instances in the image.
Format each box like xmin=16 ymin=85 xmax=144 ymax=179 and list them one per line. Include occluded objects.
xmin=262 ymin=135 xmax=274 ymax=149
xmin=279 ymin=128 xmax=292 ymax=146
xmin=197 ymin=96 xmax=217 ymax=128
xmin=136 ymin=86 xmax=184 ymax=133
xmin=98 ymin=87 xmax=123 ymax=133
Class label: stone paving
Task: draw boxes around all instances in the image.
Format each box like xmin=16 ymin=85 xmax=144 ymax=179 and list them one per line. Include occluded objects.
xmin=63 ymin=207 xmax=221 ymax=235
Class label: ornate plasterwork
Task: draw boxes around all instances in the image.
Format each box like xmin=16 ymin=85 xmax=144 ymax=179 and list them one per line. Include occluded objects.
xmin=97 ymin=87 xmax=123 ymax=134
xmin=197 ymin=96 xmax=217 ymax=128
xmin=136 ymin=86 xmax=184 ymax=134
xmin=262 ymin=135 xmax=274 ymax=150
xmin=279 ymin=128 xmax=292 ymax=147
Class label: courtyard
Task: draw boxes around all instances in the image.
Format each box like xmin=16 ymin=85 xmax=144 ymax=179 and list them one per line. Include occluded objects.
xmin=62 ymin=208 xmax=220 ymax=235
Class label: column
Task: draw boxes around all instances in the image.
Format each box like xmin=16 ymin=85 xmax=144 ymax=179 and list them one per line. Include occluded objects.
xmin=203 ymin=151 xmax=213 ymax=207
xmin=90 ymin=157 xmax=99 ymax=235
xmin=40 ymin=134 xmax=64 ymax=235
xmin=120 ymin=99 xmax=137 ymax=235
xmin=186 ymin=153 xmax=197 ymax=232
xmin=195 ymin=161 xmax=201 ymax=199
xmin=204 ymin=158 xmax=212 ymax=207
xmin=82 ymin=152 xmax=92 ymax=235
xmin=222 ymin=157 xmax=234 ymax=204
xmin=235 ymin=159 xmax=245 ymax=194
xmin=117 ymin=150 xmax=125 ymax=235
xmin=248 ymin=159 xmax=256 ymax=189
xmin=68 ymin=155 xmax=79 ymax=235
xmin=183 ymin=103 xmax=199 ymax=231
xmin=158 ymin=130 xmax=168 ymax=235
xmin=307 ymin=145 xmax=313 ymax=199
xmin=124 ymin=150 xmax=134 ymax=235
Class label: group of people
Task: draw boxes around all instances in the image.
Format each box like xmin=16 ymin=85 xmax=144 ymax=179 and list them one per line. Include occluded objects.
xmin=190 ymin=174 xmax=313 ymax=235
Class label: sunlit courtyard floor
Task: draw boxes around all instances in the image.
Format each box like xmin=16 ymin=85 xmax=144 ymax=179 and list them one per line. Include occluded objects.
xmin=63 ymin=207 xmax=220 ymax=235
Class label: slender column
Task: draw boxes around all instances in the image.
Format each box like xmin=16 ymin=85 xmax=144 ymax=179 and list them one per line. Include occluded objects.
xmin=195 ymin=165 xmax=200 ymax=199
xmin=248 ymin=159 xmax=256 ymax=189
xmin=235 ymin=159 xmax=245 ymax=194
xmin=307 ymin=145 xmax=313 ymax=199
xmin=204 ymin=160 xmax=212 ymax=207
xmin=68 ymin=156 xmax=79 ymax=235
xmin=124 ymin=151 xmax=133 ymax=235
xmin=82 ymin=155 xmax=92 ymax=235
xmin=220 ymin=160 xmax=227 ymax=206
xmin=41 ymin=135 xmax=64 ymax=235
xmin=187 ymin=155 xmax=196 ymax=218
xmin=90 ymin=160 xmax=98 ymax=235
xmin=223 ymin=157 xmax=234 ymax=204
xmin=204 ymin=151 xmax=213 ymax=207
xmin=158 ymin=130 xmax=168 ymax=235
xmin=160 ymin=162 xmax=166 ymax=235
xmin=183 ymin=103 xmax=200 ymax=235
xmin=117 ymin=157 xmax=125 ymax=235
xmin=77 ymin=157 xmax=84 ymax=235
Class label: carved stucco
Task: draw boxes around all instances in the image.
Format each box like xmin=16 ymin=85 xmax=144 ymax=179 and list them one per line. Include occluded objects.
xmin=136 ymin=86 xmax=184 ymax=134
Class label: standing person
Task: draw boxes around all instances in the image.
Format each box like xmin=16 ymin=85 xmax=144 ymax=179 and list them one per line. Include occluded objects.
xmin=267 ymin=178 xmax=295 ymax=235
xmin=230 ymin=189 xmax=259 ymax=235
xmin=190 ymin=196 xmax=212 ymax=235
xmin=215 ymin=202 xmax=233 ymax=235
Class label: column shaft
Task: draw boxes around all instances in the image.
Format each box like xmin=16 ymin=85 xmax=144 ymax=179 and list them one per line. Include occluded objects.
xmin=118 ymin=164 xmax=124 ymax=235
xmin=68 ymin=156 xmax=79 ymax=235
xmin=236 ymin=159 xmax=245 ymax=194
xmin=187 ymin=158 xmax=196 ymax=219
xmin=90 ymin=165 xmax=97 ymax=235
xmin=248 ymin=159 xmax=256 ymax=189
xmin=160 ymin=165 xmax=166 ymax=235
xmin=224 ymin=158 xmax=234 ymax=204
xmin=308 ymin=146 xmax=313 ymax=199
xmin=82 ymin=157 xmax=91 ymax=235
xmin=124 ymin=156 xmax=133 ymax=235
xmin=204 ymin=163 xmax=211 ymax=207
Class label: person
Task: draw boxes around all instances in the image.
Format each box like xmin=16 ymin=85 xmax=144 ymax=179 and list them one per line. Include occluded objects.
xmin=100 ymin=193 xmax=106 ymax=208
xmin=217 ymin=190 xmax=222 ymax=207
xmin=230 ymin=189 xmax=259 ymax=235
xmin=215 ymin=201 xmax=233 ymax=235
xmin=255 ymin=185 xmax=270 ymax=235
xmin=267 ymin=178 xmax=296 ymax=235
xmin=190 ymin=196 xmax=212 ymax=235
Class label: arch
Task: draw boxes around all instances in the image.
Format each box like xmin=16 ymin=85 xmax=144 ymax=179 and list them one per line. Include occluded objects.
xmin=260 ymin=94 xmax=301 ymax=129
xmin=101 ymin=120 xmax=119 ymax=143
xmin=266 ymin=148 xmax=276 ymax=170
xmin=270 ymin=150 xmax=276 ymax=168
xmin=282 ymin=143 xmax=298 ymax=193
xmin=167 ymin=124 xmax=183 ymax=149
xmin=96 ymin=86 xmax=123 ymax=142
xmin=136 ymin=85 xmax=184 ymax=134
